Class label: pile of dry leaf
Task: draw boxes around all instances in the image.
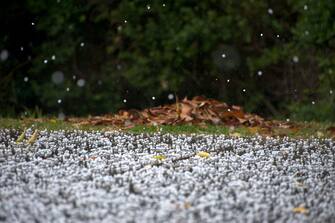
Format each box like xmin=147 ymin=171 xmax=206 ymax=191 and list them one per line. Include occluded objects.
xmin=69 ymin=96 xmax=290 ymax=130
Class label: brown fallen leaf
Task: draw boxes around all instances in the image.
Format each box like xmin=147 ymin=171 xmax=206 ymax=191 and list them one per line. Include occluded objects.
xmin=180 ymin=103 xmax=193 ymax=121
xmin=67 ymin=96 xmax=291 ymax=131
xmin=184 ymin=202 xmax=191 ymax=209
xmin=326 ymin=126 xmax=335 ymax=137
xmin=248 ymin=127 xmax=260 ymax=134
xmin=176 ymin=95 xmax=181 ymax=118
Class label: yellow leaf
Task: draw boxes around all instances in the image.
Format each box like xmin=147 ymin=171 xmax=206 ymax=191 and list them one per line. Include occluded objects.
xmin=153 ymin=155 xmax=166 ymax=161
xmin=50 ymin=119 xmax=57 ymax=123
xmin=316 ymin=131 xmax=324 ymax=138
xmin=292 ymin=205 xmax=309 ymax=214
xmin=27 ymin=130 xmax=39 ymax=145
xmin=229 ymin=132 xmax=241 ymax=137
xmin=197 ymin=151 xmax=210 ymax=158
xmin=16 ymin=129 xmax=26 ymax=143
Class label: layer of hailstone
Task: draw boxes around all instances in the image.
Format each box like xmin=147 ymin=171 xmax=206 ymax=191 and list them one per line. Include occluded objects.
xmin=0 ymin=129 xmax=334 ymax=222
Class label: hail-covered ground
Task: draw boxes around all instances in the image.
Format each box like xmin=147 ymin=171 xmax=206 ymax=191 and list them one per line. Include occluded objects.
xmin=0 ymin=129 xmax=334 ymax=223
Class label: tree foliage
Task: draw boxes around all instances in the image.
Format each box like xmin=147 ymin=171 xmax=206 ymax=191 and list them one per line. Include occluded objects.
xmin=0 ymin=0 xmax=334 ymax=120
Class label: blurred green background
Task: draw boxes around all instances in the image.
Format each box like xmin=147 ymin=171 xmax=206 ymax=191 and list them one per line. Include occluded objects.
xmin=0 ymin=0 xmax=334 ymax=121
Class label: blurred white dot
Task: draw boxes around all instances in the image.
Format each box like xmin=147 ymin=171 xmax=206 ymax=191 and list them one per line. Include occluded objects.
xmin=227 ymin=108 xmax=231 ymax=112
xmin=286 ymin=118 xmax=290 ymax=122
xmin=330 ymin=90 xmax=333 ymax=95
xmin=51 ymin=55 xmax=56 ymax=60
xmin=304 ymin=5 xmax=308 ymax=10
xmin=276 ymin=34 xmax=280 ymax=38
xmin=57 ymin=99 xmax=62 ymax=104
xmin=312 ymin=101 xmax=315 ymax=105
xmin=268 ymin=8 xmax=273 ymax=15
xmin=117 ymin=26 xmax=122 ymax=31
xmin=0 ymin=50 xmax=9 ymax=61
xmin=77 ymin=78 xmax=85 ymax=87
xmin=260 ymin=33 xmax=264 ymax=37
xmin=152 ymin=96 xmax=156 ymax=100
xmin=58 ymin=112 xmax=65 ymax=120
xmin=24 ymin=77 xmax=29 ymax=82
xmin=227 ymin=79 xmax=230 ymax=83
xmin=292 ymin=56 xmax=299 ymax=63
xmin=305 ymin=30 xmax=309 ymax=35
xmin=124 ymin=20 xmax=127 ymax=23
xmin=31 ymin=22 xmax=35 ymax=26
xmin=168 ymin=94 xmax=174 ymax=100
xmin=242 ymin=89 xmax=246 ymax=92
xmin=221 ymin=53 xmax=226 ymax=58
xmin=43 ymin=59 xmax=48 ymax=64
xmin=98 ymin=80 xmax=102 ymax=85
xmin=80 ymin=42 xmax=85 ymax=47
xmin=20 ymin=46 xmax=24 ymax=51
xmin=123 ymin=99 xmax=127 ymax=103
xmin=162 ymin=3 xmax=166 ymax=7
xmin=66 ymin=87 xmax=70 ymax=92
xmin=147 ymin=5 xmax=151 ymax=10
xmin=72 ymin=75 xmax=76 ymax=80
xmin=257 ymin=70 xmax=263 ymax=76
xmin=51 ymin=71 xmax=64 ymax=84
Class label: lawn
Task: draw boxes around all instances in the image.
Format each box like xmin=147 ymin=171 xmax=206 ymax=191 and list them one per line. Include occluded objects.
xmin=0 ymin=117 xmax=334 ymax=139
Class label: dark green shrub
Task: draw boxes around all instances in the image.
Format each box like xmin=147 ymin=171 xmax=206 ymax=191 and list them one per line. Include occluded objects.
xmin=0 ymin=0 xmax=334 ymax=121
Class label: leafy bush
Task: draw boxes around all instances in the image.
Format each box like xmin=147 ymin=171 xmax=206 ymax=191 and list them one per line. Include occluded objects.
xmin=0 ymin=0 xmax=334 ymax=121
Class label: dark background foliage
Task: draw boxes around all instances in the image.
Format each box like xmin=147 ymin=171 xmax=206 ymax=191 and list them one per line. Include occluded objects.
xmin=0 ymin=0 xmax=334 ymax=121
